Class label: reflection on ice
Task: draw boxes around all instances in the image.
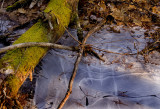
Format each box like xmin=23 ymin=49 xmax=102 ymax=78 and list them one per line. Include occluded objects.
xmin=35 ymin=26 xmax=160 ymax=109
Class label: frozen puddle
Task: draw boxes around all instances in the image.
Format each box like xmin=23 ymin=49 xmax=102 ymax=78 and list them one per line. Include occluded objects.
xmin=34 ymin=26 xmax=160 ymax=109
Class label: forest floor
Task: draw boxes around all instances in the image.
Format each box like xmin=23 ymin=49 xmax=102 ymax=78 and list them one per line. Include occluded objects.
xmin=0 ymin=0 xmax=160 ymax=108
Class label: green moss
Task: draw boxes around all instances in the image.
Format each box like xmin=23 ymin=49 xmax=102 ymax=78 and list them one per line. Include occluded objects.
xmin=1 ymin=21 xmax=49 ymax=74
xmin=0 ymin=0 xmax=73 ymax=99
xmin=4 ymin=0 xmax=72 ymax=71
xmin=70 ymin=12 xmax=78 ymax=24
xmin=44 ymin=0 xmax=71 ymax=26
xmin=44 ymin=0 xmax=72 ymax=42
xmin=2 ymin=0 xmax=72 ymax=75
xmin=7 ymin=75 xmax=21 ymax=97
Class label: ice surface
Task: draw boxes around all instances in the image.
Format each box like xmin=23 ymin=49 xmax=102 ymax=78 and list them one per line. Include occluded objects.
xmin=0 ymin=19 xmax=12 ymax=34
xmin=0 ymin=44 xmax=4 ymax=48
xmin=0 ymin=16 xmax=30 ymax=36
xmin=34 ymin=26 xmax=160 ymax=109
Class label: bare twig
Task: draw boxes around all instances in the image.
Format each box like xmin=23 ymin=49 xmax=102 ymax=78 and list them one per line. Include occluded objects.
xmin=84 ymin=45 xmax=105 ymax=61
xmin=51 ymin=11 xmax=82 ymax=44
xmin=89 ymin=49 xmax=105 ymax=62
xmin=79 ymin=86 xmax=96 ymax=98
xmin=82 ymin=20 xmax=106 ymax=44
xmin=0 ymin=0 xmax=5 ymax=9
xmin=57 ymin=45 xmax=83 ymax=109
xmin=0 ymin=42 xmax=78 ymax=54
xmin=63 ymin=26 xmax=82 ymax=44
xmin=57 ymin=20 xmax=106 ymax=109
xmin=92 ymin=46 xmax=136 ymax=55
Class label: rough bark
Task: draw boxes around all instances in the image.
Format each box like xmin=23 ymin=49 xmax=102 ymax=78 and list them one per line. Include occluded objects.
xmin=0 ymin=0 xmax=78 ymax=108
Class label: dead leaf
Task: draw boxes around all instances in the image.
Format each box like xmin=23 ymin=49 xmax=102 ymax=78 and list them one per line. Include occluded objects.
xmin=17 ymin=8 xmax=27 ymax=14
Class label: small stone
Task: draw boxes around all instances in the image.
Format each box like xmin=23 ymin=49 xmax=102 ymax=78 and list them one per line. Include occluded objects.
xmin=17 ymin=8 xmax=26 ymax=14
xmin=97 ymin=18 xmax=103 ymax=22
xmin=148 ymin=51 xmax=160 ymax=65
xmin=90 ymin=15 xmax=97 ymax=22
xmin=82 ymin=20 xmax=89 ymax=27
xmin=83 ymin=16 xmax=89 ymax=20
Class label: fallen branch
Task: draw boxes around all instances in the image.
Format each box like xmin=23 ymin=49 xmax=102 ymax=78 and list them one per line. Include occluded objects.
xmin=0 ymin=42 xmax=78 ymax=54
xmin=57 ymin=44 xmax=83 ymax=109
xmin=57 ymin=20 xmax=106 ymax=109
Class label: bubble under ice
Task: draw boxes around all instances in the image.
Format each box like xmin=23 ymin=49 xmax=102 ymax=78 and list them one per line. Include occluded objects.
xmin=34 ymin=27 xmax=160 ymax=109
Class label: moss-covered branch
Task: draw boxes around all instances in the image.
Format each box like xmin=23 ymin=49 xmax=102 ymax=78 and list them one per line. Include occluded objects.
xmin=0 ymin=0 xmax=77 ymax=108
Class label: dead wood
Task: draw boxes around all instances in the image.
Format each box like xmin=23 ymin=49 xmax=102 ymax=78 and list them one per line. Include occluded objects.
xmin=0 ymin=42 xmax=78 ymax=54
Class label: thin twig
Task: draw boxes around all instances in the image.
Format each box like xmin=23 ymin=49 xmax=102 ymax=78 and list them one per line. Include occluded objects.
xmin=57 ymin=20 xmax=106 ymax=109
xmin=63 ymin=26 xmax=82 ymax=44
xmin=51 ymin=11 xmax=82 ymax=44
xmin=0 ymin=0 xmax=5 ymax=9
xmin=82 ymin=20 xmax=106 ymax=44
xmin=57 ymin=46 xmax=83 ymax=109
xmin=89 ymin=49 xmax=105 ymax=62
xmin=92 ymin=46 xmax=136 ymax=55
xmin=79 ymin=86 xmax=96 ymax=98
xmin=0 ymin=42 xmax=78 ymax=54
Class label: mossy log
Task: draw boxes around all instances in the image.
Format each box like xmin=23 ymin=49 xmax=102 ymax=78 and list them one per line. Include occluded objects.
xmin=0 ymin=0 xmax=78 ymax=108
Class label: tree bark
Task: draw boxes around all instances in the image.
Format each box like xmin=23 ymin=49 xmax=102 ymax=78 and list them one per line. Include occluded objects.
xmin=0 ymin=0 xmax=78 ymax=108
